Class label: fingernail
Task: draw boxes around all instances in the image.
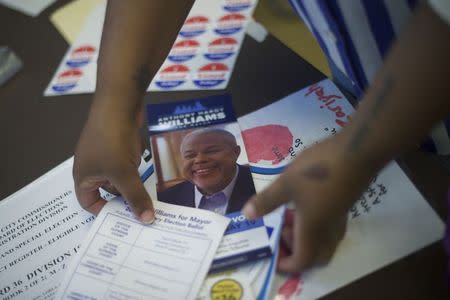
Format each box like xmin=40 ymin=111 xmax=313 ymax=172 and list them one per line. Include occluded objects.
xmin=242 ymin=202 xmax=257 ymax=220
xmin=140 ymin=210 xmax=154 ymax=224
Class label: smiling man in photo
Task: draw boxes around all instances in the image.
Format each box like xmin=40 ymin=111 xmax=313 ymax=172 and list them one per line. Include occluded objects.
xmin=157 ymin=128 xmax=255 ymax=215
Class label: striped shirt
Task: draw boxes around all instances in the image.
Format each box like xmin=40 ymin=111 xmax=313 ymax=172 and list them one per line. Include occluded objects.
xmin=289 ymin=0 xmax=450 ymax=154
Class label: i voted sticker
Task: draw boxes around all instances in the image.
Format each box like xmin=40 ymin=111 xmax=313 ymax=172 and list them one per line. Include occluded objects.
xmin=223 ymin=0 xmax=253 ymax=12
xmin=193 ymin=63 xmax=228 ymax=88
xmin=168 ymin=39 xmax=200 ymax=63
xmin=214 ymin=13 xmax=246 ymax=35
xmin=52 ymin=69 xmax=82 ymax=92
xmin=155 ymin=64 xmax=189 ymax=89
xmin=205 ymin=37 xmax=238 ymax=61
xmin=65 ymin=45 xmax=96 ymax=68
xmin=179 ymin=16 xmax=209 ymax=38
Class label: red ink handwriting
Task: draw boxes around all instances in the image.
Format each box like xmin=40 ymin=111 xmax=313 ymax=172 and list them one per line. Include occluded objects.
xmin=305 ymin=83 xmax=351 ymax=128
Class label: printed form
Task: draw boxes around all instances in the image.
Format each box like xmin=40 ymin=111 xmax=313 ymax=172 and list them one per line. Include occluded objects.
xmin=55 ymin=198 xmax=229 ymax=300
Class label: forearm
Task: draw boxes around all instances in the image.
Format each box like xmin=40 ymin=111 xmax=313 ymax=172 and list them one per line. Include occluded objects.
xmin=91 ymin=0 xmax=194 ymax=122
xmin=339 ymin=3 xmax=450 ymax=173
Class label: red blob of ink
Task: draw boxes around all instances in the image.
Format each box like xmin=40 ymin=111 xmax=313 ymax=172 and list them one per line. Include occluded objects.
xmin=242 ymin=125 xmax=293 ymax=165
xmin=277 ymin=273 xmax=302 ymax=299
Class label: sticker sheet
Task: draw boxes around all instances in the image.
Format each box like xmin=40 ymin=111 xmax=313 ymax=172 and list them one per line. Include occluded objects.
xmin=44 ymin=0 xmax=258 ymax=96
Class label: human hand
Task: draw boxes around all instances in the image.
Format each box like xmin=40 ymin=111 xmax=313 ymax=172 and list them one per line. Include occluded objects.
xmin=242 ymin=135 xmax=376 ymax=272
xmin=73 ymin=103 xmax=154 ymax=223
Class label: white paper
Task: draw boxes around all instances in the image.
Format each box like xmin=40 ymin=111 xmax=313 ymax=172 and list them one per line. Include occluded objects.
xmin=44 ymin=0 xmax=259 ymax=96
xmin=0 ymin=158 xmax=93 ymax=300
xmin=0 ymin=157 xmax=155 ymax=300
xmin=245 ymin=19 xmax=268 ymax=43
xmin=237 ymin=79 xmax=445 ymax=300
xmin=0 ymin=0 xmax=56 ymax=17
xmin=55 ymin=199 xmax=230 ymax=300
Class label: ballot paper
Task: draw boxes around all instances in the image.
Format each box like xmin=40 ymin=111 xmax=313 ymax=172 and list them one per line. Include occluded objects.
xmin=237 ymin=78 xmax=445 ymax=300
xmin=0 ymin=157 xmax=154 ymax=300
xmin=55 ymin=199 xmax=229 ymax=300
xmin=0 ymin=0 xmax=56 ymax=17
xmin=44 ymin=0 xmax=259 ymax=96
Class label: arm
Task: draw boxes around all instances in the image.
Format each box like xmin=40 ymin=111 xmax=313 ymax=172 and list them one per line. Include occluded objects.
xmin=342 ymin=3 xmax=450 ymax=174
xmin=243 ymin=3 xmax=450 ymax=272
xmin=73 ymin=0 xmax=194 ymax=223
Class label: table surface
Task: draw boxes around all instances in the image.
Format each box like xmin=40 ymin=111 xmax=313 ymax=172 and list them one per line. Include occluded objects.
xmin=1 ymin=1 xmax=449 ymax=299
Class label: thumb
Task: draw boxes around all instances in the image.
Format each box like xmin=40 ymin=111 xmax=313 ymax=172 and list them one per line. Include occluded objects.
xmin=242 ymin=173 xmax=292 ymax=219
xmin=110 ymin=168 xmax=154 ymax=224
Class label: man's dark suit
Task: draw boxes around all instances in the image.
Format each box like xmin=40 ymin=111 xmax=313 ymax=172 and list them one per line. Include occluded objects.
xmin=157 ymin=165 xmax=255 ymax=214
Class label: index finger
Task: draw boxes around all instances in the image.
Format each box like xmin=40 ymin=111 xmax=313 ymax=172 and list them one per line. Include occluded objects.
xmin=242 ymin=172 xmax=293 ymax=219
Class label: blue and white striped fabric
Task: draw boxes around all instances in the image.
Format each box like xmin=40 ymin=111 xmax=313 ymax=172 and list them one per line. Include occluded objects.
xmin=289 ymin=0 xmax=450 ymax=154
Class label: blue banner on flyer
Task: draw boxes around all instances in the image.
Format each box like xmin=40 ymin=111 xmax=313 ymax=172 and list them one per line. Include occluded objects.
xmin=147 ymin=95 xmax=236 ymax=134
xmin=224 ymin=211 xmax=265 ymax=235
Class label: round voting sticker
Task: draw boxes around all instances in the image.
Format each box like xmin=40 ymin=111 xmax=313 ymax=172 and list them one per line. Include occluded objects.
xmin=168 ymin=39 xmax=200 ymax=63
xmin=223 ymin=0 xmax=253 ymax=12
xmin=193 ymin=63 xmax=228 ymax=88
xmin=179 ymin=16 xmax=209 ymax=38
xmin=210 ymin=279 xmax=243 ymax=300
xmin=205 ymin=37 xmax=237 ymax=61
xmin=155 ymin=64 xmax=189 ymax=89
xmin=214 ymin=13 xmax=246 ymax=35
xmin=66 ymin=45 xmax=96 ymax=68
xmin=52 ymin=69 xmax=82 ymax=92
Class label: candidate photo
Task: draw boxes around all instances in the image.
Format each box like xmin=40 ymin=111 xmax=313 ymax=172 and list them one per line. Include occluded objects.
xmin=153 ymin=127 xmax=256 ymax=215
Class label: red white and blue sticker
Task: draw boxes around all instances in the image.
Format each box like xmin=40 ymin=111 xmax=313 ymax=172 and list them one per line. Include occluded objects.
xmin=214 ymin=13 xmax=246 ymax=35
xmin=179 ymin=16 xmax=209 ymax=38
xmin=222 ymin=0 xmax=253 ymax=12
xmin=193 ymin=63 xmax=228 ymax=88
xmin=168 ymin=39 xmax=200 ymax=63
xmin=51 ymin=69 xmax=82 ymax=92
xmin=155 ymin=64 xmax=189 ymax=89
xmin=65 ymin=45 xmax=96 ymax=68
xmin=205 ymin=37 xmax=238 ymax=61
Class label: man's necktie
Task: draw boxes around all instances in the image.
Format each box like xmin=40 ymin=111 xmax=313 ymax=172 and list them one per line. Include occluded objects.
xmin=198 ymin=192 xmax=227 ymax=215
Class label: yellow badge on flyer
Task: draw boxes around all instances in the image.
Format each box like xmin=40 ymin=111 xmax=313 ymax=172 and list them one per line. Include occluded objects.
xmin=211 ymin=279 xmax=243 ymax=300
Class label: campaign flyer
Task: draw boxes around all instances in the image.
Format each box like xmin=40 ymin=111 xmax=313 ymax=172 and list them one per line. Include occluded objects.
xmin=238 ymin=79 xmax=444 ymax=300
xmin=147 ymin=94 xmax=272 ymax=272
xmin=44 ymin=0 xmax=259 ymax=96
